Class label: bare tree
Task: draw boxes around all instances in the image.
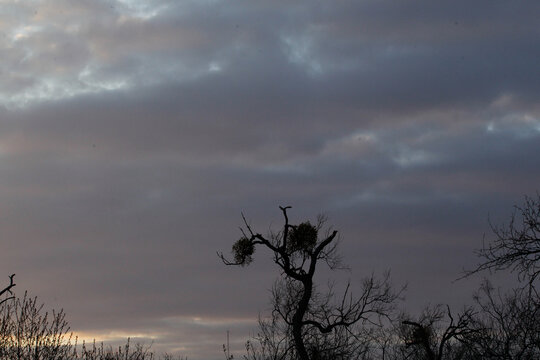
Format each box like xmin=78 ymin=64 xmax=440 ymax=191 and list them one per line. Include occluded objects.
xmin=468 ymin=280 xmax=540 ymax=360
xmin=465 ymin=194 xmax=540 ymax=290
xmin=219 ymin=206 xmax=402 ymax=360
xmin=397 ymin=305 xmax=480 ymax=360
xmin=458 ymin=194 xmax=540 ymax=359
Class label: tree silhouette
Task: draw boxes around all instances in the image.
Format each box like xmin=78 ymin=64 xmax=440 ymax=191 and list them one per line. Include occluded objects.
xmin=0 ymin=291 xmax=71 ymax=359
xmin=458 ymin=193 xmax=540 ymax=359
xmin=219 ymin=206 xmax=401 ymax=360
xmin=398 ymin=305 xmax=479 ymax=360
xmin=465 ymin=194 xmax=540 ymax=290
xmin=468 ymin=280 xmax=540 ymax=359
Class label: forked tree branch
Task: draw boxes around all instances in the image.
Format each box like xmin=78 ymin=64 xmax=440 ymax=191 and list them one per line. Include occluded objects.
xmin=0 ymin=274 xmax=16 ymax=306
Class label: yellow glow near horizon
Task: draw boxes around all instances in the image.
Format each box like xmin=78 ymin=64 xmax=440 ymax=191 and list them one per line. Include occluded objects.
xmin=71 ymin=330 xmax=160 ymax=344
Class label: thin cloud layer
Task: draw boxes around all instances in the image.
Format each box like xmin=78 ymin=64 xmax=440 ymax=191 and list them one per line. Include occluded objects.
xmin=0 ymin=1 xmax=539 ymax=359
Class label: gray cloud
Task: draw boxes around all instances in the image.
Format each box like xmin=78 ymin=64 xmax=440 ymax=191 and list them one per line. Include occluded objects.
xmin=0 ymin=1 xmax=539 ymax=359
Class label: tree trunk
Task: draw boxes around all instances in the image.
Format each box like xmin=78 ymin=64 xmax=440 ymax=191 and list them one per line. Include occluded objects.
xmin=292 ymin=279 xmax=313 ymax=360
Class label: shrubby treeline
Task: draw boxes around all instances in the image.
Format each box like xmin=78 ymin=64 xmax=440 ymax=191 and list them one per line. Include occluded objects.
xmin=0 ymin=194 xmax=537 ymax=360
xmin=222 ymin=195 xmax=540 ymax=360
xmin=0 ymin=279 xmax=185 ymax=360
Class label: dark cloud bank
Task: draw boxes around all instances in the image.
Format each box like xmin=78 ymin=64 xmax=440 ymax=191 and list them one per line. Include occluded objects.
xmin=0 ymin=1 xmax=539 ymax=359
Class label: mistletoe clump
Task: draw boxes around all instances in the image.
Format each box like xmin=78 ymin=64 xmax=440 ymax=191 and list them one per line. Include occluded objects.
xmin=288 ymin=222 xmax=318 ymax=253
xmin=232 ymin=236 xmax=255 ymax=266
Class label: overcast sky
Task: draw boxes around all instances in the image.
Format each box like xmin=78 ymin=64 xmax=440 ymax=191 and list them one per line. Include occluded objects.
xmin=1 ymin=0 xmax=539 ymax=358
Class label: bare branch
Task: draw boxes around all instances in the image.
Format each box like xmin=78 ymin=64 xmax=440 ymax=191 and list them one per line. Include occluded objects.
xmin=461 ymin=194 xmax=540 ymax=288
xmin=0 ymin=274 xmax=16 ymax=306
xmin=400 ymin=304 xmax=481 ymax=360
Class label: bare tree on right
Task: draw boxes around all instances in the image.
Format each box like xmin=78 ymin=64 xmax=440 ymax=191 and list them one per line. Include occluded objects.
xmin=465 ymin=194 xmax=540 ymax=291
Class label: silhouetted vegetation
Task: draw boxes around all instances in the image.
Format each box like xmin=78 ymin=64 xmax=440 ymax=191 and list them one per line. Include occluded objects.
xmin=0 ymin=290 xmax=186 ymax=360
xmin=0 ymin=275 xmax=15 ymax=307
xmin=469 ymin=280 xmax=539 ymax=359
xmin=1 ymin=195 xmax=538 ymax=359
xmin=221 ymin=195 xmax=540 ymax=360
xmin=465 ymin=193 xmax=540 ymax=290
xmin=220 ymin=206 xmax=403 ymax=360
